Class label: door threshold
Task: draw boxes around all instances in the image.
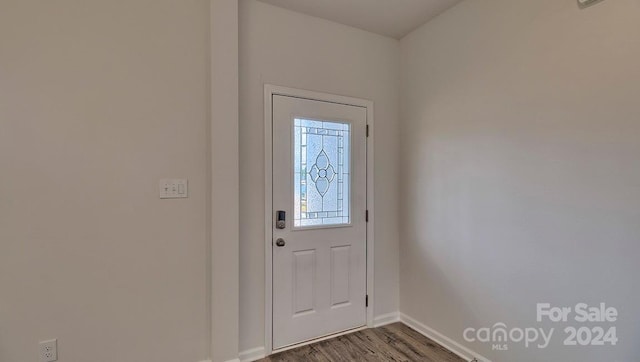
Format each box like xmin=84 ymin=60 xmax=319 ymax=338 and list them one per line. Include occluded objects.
xmin=271 ymin=325 xmax=367 ymax=354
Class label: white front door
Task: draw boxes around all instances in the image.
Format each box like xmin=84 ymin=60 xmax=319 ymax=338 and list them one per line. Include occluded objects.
xmin=272 ymin=94 xmax=367 ymax=350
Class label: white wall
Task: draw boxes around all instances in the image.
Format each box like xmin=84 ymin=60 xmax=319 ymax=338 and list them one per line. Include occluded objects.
xmin=399 ymin=0 xmax=640 ymax=361
xmin=238 ymin=0 xmax=400 ymax=352
xmin=0 ymin=1 xmax=210 ymax=361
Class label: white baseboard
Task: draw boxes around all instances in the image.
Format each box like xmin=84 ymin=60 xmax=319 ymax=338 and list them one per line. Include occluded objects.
xmin=399 ymin=313 xmax=491 ymax=362
xmin=373 ymin=311 xmax=400 ymax=327
xmin=238 ymin=346 xmax=266 ymax=362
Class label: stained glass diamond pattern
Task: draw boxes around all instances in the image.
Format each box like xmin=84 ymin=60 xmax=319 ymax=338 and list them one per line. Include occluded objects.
xmin=309 ymin=150 xmax=336 ymax=196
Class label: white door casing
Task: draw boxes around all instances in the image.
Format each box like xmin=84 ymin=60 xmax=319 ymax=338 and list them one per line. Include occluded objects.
xmin=271 ymin=94 xmax=368 ymax=350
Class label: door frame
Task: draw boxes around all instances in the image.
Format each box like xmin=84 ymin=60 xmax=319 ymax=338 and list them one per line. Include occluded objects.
xmin=264 ymin=84 xmax=375 ymax=355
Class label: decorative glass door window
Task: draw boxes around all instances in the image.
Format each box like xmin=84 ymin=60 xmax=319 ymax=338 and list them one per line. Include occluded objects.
xmin=293 ymin=118 xmax=350 ymax=227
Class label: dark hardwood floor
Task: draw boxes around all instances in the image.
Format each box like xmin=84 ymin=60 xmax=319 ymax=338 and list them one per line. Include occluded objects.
xmin=259 ymin=323 xmax=465 ymax=362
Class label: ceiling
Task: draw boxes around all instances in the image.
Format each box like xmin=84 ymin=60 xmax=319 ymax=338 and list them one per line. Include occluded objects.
xmin=256 ymin=0 xmax=463 ymax=39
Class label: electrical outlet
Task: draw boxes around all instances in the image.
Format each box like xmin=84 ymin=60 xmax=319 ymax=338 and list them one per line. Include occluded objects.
xmin=39 ymin=339 xmax=57 ymax=362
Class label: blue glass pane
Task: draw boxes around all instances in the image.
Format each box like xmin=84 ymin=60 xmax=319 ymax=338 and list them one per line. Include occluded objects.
xmin=293 ymin=118 xmax=350 ymax=227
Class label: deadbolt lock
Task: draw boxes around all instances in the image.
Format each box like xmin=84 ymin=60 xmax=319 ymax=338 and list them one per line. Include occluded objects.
xmin=276 ymin=210 xmax=286 ymax=229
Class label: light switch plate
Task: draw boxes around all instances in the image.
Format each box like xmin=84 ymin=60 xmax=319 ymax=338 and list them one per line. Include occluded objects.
xmin=159 ymin=179 xmax=188 ymax=199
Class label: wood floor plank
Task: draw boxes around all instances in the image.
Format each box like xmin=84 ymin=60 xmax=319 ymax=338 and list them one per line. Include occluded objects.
xmin=345 ymin=330 xmax=409 ymax=361
xmin=258 ymin=323 xmax=465 ymax=362
xmin=366 ymin=327 xmax=430 ymax=362
xmin=316 ymin=334 xmax=373 ymax=361
xmin=382 ymin=323 xmax=463 ymax=362
xmin=356 ymin=328 xmax=411 ymax=361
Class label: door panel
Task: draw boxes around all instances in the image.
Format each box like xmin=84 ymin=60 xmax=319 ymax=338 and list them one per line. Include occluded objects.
xmin=272 ymin=95 xmax=367 ymax=349
xmin=292 ymin=249 xmax=316 ymax=315
xmin=330 ymin=245 xmax=351 ymax=307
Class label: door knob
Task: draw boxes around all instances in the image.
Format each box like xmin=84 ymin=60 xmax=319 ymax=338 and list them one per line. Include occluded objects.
xmin=275 ymin=238 xmax=286 ymax=247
